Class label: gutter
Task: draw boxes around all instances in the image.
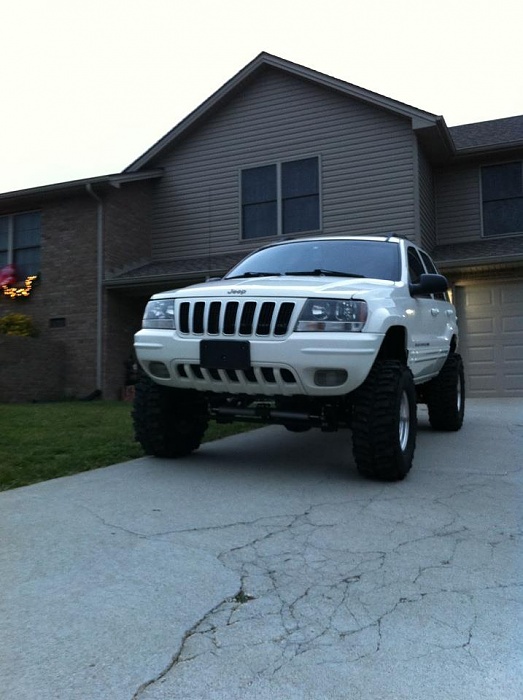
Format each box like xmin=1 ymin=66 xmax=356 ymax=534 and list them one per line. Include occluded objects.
xmin=86 ymin=184 xmax=104 ymax=393
xmin=453 ymin=141 xmax=523 ymax=157
xmin=436 ymin=253 xmax=523 ymax=269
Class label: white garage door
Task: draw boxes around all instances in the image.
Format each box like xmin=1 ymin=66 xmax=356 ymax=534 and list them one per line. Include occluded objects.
xmin=456 ymin=280 xmax=523 ymax=397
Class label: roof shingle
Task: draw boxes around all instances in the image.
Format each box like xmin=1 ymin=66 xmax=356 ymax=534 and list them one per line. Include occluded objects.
xmin=449 ymin=115 xmax=523 ymax=150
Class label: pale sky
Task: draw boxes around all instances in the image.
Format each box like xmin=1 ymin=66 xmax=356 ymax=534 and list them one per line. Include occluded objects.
xmin=1 ymin=0 xmax=522 ymax=194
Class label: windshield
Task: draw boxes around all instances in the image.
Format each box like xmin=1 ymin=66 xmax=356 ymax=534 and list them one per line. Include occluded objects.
xmin=225 ymin=240 xmax=401 ymax=281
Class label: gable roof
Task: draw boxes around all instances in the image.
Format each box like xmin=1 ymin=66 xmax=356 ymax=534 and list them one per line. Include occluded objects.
xmin=125 ymin=52 xmax=452 ymax=172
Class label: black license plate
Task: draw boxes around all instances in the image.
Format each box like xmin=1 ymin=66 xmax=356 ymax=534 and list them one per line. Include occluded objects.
xmin=200 ymin=340 xmax=251 ymax=370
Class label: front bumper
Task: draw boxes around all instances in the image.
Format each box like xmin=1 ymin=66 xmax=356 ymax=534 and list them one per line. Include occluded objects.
xmin=134 ymin=329 xmax=382 ymax=396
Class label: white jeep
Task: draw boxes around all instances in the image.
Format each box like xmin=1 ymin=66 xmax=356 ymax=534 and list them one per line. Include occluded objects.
xmin=133 ymin=235 xmax=465 ymax=480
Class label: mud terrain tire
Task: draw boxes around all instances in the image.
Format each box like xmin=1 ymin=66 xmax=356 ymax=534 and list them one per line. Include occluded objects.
xmin=133 ymin=375 xmax=209 ymax=457
xmin=351 ymin=360 xmax=417 ymax=481
xmin=425 ymin=352 xmax=465 ymax=431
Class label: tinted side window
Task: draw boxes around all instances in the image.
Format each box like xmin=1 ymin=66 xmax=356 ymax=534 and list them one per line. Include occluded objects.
xmin=407 ymin=248 xmax=425 ymax=284
xmin=408 ymin=247 xmax=431 ymax=299
xmin=420 ymin=250 xmax=447 ymax=301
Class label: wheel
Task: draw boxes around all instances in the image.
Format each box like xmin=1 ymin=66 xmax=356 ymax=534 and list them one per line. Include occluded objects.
xmin=351 ymin=360 xmax=417 ymax=481
xmin=425 ymin=353 xmax=465 ymax=431
xmin=132 ymin=374 xmax=209 ymax=457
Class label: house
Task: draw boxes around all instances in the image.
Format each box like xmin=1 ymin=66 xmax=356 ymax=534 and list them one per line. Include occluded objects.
xmin=1 ymin=52 xmax=522 ymax=401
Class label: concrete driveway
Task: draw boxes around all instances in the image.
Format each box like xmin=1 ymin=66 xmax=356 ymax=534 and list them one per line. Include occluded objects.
xmin=1 ymin=398 xmax=522 ymax=700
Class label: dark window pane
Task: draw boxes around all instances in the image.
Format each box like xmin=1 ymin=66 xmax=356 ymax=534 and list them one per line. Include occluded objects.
xmin=482 ymin=163 xmax=522 ymax=201
xmin=14 ymin=228 xmax=40 ymax=248
xmin=407 ymin=248 xmax=425 ymax=284
xmin=242 ymin=202 xmax=277 ymax=239
xmin=419 ymin=251 xmax=439 ymax=274
xmin=242 ymin=165 xmax=276 ymax=204
xmin=420 ymin=251 xmax=446 ymax=300
xmin=14 ymin=212 xmax=41 ymax=248
xmin=12 ymin=212 xmax=41 ymax=275
xmin=14 ymin=247 xmax=40 ymax=278
xmin=283 ymin=195 xmax=319 ymax=234
xmin=0 ymin=217 xmax=8 ymax=251
xmin=483 ymin=199 xmax=523 ymax=236
xmin=0 ymin=251 xmax=7 ymax=266
xmin=282 ymin=157 xmax=319 ymax=198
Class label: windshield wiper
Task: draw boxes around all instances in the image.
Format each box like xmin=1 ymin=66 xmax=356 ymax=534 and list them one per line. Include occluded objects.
xmin=284 ymin=269 xmax=365 ymax=278
xmin=226 ymin=271 xmax=283 ymax=280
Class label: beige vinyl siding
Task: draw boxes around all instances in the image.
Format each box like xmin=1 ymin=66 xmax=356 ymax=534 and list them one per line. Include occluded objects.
xmin=418 ymin=147 xmax=436 ymax=250
xmin=435 ymin=166 xmax=481 ymax=244
xmin=149 ymin=69 xmax=416 ymax=261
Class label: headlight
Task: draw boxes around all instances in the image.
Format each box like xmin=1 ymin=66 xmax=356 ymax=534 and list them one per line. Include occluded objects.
xmin=142 ymin=299 xmax=175 ymax=329
xmin=295 ymin=299 xmax=367 ymax=332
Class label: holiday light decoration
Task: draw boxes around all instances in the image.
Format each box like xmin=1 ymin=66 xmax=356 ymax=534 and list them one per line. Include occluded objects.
xmin=2 ymin=275 xmax=38 ymax=298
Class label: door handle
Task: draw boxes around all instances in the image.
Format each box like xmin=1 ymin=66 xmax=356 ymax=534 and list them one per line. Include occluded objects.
xmin=431 ymin=308 xmax=440 ymax=317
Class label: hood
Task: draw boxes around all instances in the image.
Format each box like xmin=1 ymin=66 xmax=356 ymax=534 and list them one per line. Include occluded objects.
xmin=152 ymin=275 xmax=397 ymax=300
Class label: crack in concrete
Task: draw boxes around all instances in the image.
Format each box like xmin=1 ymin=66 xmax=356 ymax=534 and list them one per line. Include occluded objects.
xmin=112 ymin=487 xmax=521 ymax=698
xmin=131 ymin=584 xmax=255 ymax=699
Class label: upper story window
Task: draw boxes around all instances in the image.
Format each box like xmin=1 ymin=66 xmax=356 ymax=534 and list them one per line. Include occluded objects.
xmin=481 ymin=162 xmax=523 ymax=237
xmin=241 ymin=157 xmax=320 ymax=240
xmin=0 ymin=211 xmax=41 ymax=279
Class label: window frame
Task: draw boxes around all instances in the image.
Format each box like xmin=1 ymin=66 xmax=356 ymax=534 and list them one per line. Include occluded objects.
xmin=0 ymin=211 xmax=42 ymax=279
xmin=239 ymin=155 xmax=321 ymax=241
xmin=480 ymin=161 xmax=523 ymax=238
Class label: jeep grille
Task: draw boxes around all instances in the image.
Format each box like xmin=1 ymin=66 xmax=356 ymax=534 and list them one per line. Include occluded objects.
xmin=177 ymin=300 xmax=296 ymax=337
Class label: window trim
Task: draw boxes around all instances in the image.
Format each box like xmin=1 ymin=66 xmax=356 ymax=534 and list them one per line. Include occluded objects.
xmin=239 ymin=155 xmax=322 ymax=241
xmin=480 ymin=160 xmax=523 ymax=239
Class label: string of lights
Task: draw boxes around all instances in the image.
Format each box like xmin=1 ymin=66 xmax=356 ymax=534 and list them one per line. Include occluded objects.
xmin=2 ymin=275 xmax=38 ymax=298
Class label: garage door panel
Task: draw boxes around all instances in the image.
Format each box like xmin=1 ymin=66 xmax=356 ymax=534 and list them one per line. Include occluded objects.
xmin=465 ymin=332 xmax=498 ymax=347
xmin=468 ymin=373 xmax=498 ymax=394
xmin=467 ymin=318 xmax=494 ymax=334
xmin=504 ymin=345 xmax=523 ymax=361
xmin=501 ymin=287 xmax=523 ymax=304
xmin=502 ymin=316 xmax=523 ymax=332
xmin=503 ymin=376 xmax=523 ymax=394
xmin=457 ymin=280 xmax=523 ymax=398
xmin=465 ymin=289 xmax=494 ymax=305
xmin=469 ymin=347 xmax=495 ymax=362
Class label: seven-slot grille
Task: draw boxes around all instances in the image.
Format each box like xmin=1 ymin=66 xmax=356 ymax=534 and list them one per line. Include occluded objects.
xmin=178 ymin=299 xmax=296 ymax=337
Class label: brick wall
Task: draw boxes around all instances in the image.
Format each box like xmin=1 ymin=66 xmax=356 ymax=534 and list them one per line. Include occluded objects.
xmin=0 ymin=180 xmax=154 ymax=401
xmin=102 ymin=182 xmax=153 ymax=399
xmin=0 ymin=336 xmax=66 ymax=402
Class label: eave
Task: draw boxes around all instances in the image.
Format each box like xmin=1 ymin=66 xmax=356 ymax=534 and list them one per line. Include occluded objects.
xmin=0 ymin=170 xmax=163 ymax=210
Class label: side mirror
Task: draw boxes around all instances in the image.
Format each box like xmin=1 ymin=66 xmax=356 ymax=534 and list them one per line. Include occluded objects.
xmin=409 ymin=273 xmax=449 ymax=297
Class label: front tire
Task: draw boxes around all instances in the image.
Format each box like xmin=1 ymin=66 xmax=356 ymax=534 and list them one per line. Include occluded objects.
xmin=351 ymin=360 xmax=417 ymax=481
xmin=425 ymin=353 xmax=465 ymax=431
xmin=133 ymin=375 xmax=209 ymax=457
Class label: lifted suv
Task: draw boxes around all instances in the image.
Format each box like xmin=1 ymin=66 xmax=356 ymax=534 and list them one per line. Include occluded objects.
xmin=133 ymin=235 xmax=465 ymax=480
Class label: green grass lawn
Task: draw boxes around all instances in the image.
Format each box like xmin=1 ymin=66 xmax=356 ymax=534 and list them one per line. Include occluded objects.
xmin=0 ymin=401 xmax=256 ymax=491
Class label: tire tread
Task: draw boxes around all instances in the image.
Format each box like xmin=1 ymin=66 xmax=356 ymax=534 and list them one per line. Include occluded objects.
xmin=352 ymin=360 xmax=417 ymax=481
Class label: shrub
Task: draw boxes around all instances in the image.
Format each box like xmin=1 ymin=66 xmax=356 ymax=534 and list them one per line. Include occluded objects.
xmin=0 ymin=313 xmax=39 ymax=337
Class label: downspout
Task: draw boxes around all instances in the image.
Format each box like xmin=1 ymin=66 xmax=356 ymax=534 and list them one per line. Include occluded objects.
xmin=86 ymin=183 xmax=104 ymax=394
